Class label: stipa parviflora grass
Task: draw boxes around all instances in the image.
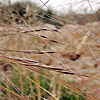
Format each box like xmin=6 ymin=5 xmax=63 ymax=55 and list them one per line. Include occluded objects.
xmin=0 ymin=0 xmax=100 ymax=100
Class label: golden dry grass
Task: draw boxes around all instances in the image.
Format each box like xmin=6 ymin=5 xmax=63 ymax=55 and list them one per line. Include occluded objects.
xmin=0 ymin=21 xmax=100 ymax=99
xmin=0 ymin=1 xmax=100 ymax=99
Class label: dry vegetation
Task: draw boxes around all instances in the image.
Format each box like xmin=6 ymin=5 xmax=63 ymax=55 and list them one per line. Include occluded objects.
xmin=0 ymin=0 xmax=100 ymax=100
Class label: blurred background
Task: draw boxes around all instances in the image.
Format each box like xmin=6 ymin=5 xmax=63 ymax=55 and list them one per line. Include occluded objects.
xmin=0 ymin=0 xmax=100 ymax=25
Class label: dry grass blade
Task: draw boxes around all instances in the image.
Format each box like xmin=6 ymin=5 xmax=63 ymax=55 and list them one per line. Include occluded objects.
xmin=9 ymin=64 xmax=58 ymax=100
xmin=0 ymin=48 xmax=56 ymax=54
xmin=0 ymin=86 xmax=26 ymax=100
xmin=0 ymin=54 xmax=90 ymax=78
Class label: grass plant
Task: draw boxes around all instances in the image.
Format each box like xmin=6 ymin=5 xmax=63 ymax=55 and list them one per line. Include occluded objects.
xmin=0 ymin=0 xmax=100 ymax=100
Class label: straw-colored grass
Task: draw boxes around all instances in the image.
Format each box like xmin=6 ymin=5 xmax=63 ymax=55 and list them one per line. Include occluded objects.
xmin=0 ymin=1 xmax=100 ymax=100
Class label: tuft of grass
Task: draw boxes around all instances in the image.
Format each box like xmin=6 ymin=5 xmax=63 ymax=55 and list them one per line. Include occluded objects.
xmin=0 ymin=0 xmax=100 ymax=100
